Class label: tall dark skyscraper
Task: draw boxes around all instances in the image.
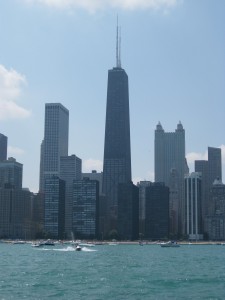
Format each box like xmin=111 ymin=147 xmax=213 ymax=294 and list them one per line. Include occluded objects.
xmin=102 ymin=23 xmax=132 ymax=235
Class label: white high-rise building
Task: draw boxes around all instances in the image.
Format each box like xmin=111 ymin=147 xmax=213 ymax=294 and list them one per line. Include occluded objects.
xmin=185 ymin=172 xmax=203 ymax=240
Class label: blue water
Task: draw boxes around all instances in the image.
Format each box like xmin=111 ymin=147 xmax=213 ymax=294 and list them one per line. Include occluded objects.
xmin=1 ymin=243 xmax=225 ymax=299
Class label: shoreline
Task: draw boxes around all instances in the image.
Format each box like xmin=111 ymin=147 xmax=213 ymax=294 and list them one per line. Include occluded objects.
xmin=1 ymin=239 xmax=225 ymax=246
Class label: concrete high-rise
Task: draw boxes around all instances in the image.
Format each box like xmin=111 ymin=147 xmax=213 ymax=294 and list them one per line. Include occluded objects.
xmin=154 ymin=122 xmax=188 ymax=236
xmin=102 ymin=24 xmax=132 ymax=235
xmin=39 ymin=103 xmax=69 ymax=192
xmin=0 ymin=133 xmax=7 ymax=162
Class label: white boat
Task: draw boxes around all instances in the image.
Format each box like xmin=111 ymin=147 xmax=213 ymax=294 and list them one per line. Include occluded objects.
xmin=160 ymin=241 xmax=180 ymax=247
xmin=75 ymin=245 xmax=82 ymax=251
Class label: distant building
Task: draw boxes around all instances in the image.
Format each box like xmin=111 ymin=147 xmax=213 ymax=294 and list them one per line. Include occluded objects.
xmin=102 ymin=25 xmax=132 ymax=235
xmin=39 ymin=103 xmax=69 ymax=192
xmin=32 ymin=192 xmax=45 ymax=238
xmin=208 ymin=147 xmax=222 ymax=186
xmin=0 ymin=157 xmax=23 ymax=189
xmin=60 ymin=155 xmax=82 ymax=238
xmin=44 ymin=176 xmax=65 ymax=239
xmin=137 ymin=181 xmax=152 ymax=237
xmin=82 ymin=170 xmax=103 ymax=195
xmin=118 ymin=182 xmax=139 ymax=240
xmin=145 ymin=182 xmax=169 ymax=240
xmin=154 ymin=122 xmax=188 ymax=236
xmin=168 ymin=168 xmax=179 ymax=238
xmin=0 ymin=133 xmax=7 ymax=162
xmin=185 ymin=172 xmax=203 ymax=240
xmin=205 ymin=179 xmax=225 ymax=240
xmin=195 ymin=147 xmax=222 ymax=232
xmin=72 ymin=178 xmax=99 ymax=239
xmin=0 ymin=188 xmax=33 ymax=239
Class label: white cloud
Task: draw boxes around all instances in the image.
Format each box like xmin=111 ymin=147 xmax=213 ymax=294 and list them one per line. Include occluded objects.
xmin=23 ymin=0 xmax=179 ymax=12
xmin=0 ymin=65 xmax=31 ymax=120
xmin=8 ymin=146 xmax=25 ymax=156
xmin=83 ymin=158 xmax=103 ymax=172
xmin=186 ymin=151 xmax=208 ymax=165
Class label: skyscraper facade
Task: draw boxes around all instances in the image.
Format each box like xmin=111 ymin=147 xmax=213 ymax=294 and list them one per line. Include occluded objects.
xmin=0 ymin=157 xmax=23 ymax=189
xmin=44 ymin=176 xmax=65 ymax=239
xmin=39 ymin=103 xmax=69 ymax=192
xmin=208 ymin=147 xmax=222 ymax=185
xmin=0 ymin=133 xmax=7 ymax=162
xmin=145 ymin=182 xmax=169 ymax=240
xmin=185 ymin=172 xmax=203 ymax=240
xmin=72 ymin=178 xmax=99 ymax=239
xmin=205 ymin=179 xmax=225 ymax=240
xmin=117 ymin=182 xmax=139 ymax=240
xmin=60 ymin=155 xmax=82 ymax=238
xmin=102 ymin=27 xmax=132 ymax=235
xmin=195 ymin=146 xmax=222 ymax=232
xmin=154 ymin=122 xmax=187 ymax=236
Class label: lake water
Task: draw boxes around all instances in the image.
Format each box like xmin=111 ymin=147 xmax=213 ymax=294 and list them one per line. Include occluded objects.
xmin=1 ymin=242 xmax=225 ymax=299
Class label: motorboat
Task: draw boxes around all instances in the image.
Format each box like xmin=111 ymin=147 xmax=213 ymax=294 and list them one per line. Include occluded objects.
xmin=75 ymin=245 xmax=82 ymax=251
xmin=41 ymin=239 xmax=55 ymax=246
xmin=160 ymin=241 xmax=180 ymax=247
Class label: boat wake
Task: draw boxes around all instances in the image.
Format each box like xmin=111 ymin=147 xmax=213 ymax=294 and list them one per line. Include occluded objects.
xmin=36 ymin=246 xmax=97 ymax=252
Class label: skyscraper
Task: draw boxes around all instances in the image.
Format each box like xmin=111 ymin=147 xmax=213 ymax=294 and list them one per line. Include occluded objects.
xmin=39 ymin=103 xmax=69 ymax=238
xmin=185 ymin=172 xmax=203 ymax=240
xmin=195 ymin=146 xmax=222 ymax=231
xmin=0 ymin=157 xmax=23 ymax=189
xmin=154 ymin=122 xmax=187 ymax=236
xmin=102 ymin=24 xmax=132 ymax=235
xmin=39 ymin=103 xmax=69 ymax=192
xmin=0 ymin=133 xmax=7 ymax=162
xmin=208 ymin=147 xmax=222 ymax=185
xmin=145 ymin=182 xmax=170 ymax=240
xmin=60 ymin=155 xmax=82 ymax=238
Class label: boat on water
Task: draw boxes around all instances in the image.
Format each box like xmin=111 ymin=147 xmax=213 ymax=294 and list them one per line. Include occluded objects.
xmin=75 ymin=245 xmax=82 ymax=251
xmin=31 ymin=239 xmax=55 ymax=247
xmin=160 ymin=241 xmax=180 ymax=248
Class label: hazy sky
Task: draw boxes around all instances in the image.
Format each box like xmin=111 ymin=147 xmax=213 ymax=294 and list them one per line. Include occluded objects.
xmin=0 ymin=0 xmax=224 ymax=192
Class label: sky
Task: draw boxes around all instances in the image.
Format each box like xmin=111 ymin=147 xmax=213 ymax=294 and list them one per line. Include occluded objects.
xmin=0 ymin=0 xmax=225 ymax=192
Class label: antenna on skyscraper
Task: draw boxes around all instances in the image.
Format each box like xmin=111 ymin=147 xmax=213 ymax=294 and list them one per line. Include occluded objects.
xmin=116 ymin=16 xmax=121 ymax=68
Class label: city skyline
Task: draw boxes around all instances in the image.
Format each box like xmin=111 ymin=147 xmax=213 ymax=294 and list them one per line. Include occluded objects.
xmin=0 ymin=0 xmax=224 ymax=192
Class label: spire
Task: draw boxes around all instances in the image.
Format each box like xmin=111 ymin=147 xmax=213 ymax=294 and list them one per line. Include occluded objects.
xmin=116 ymin=16 xmax=121 ymax=68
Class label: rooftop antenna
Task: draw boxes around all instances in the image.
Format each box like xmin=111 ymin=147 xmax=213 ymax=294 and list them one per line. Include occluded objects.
xmin=116 ymin=16 xmax=121 ymax=68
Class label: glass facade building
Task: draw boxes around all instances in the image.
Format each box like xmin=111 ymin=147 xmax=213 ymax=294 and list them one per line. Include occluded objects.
xmin=44 ymin=176 xmax=65 ymax=239
xmin=60 ymin=155 xmax=82 ymax=238
xmin=72 ymin=178 xmax=99 ymax=239
xmin=102 ymin=67 xmax=132 ymax=234
xmin=39 ymin=103 xmax=69 ymax=192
